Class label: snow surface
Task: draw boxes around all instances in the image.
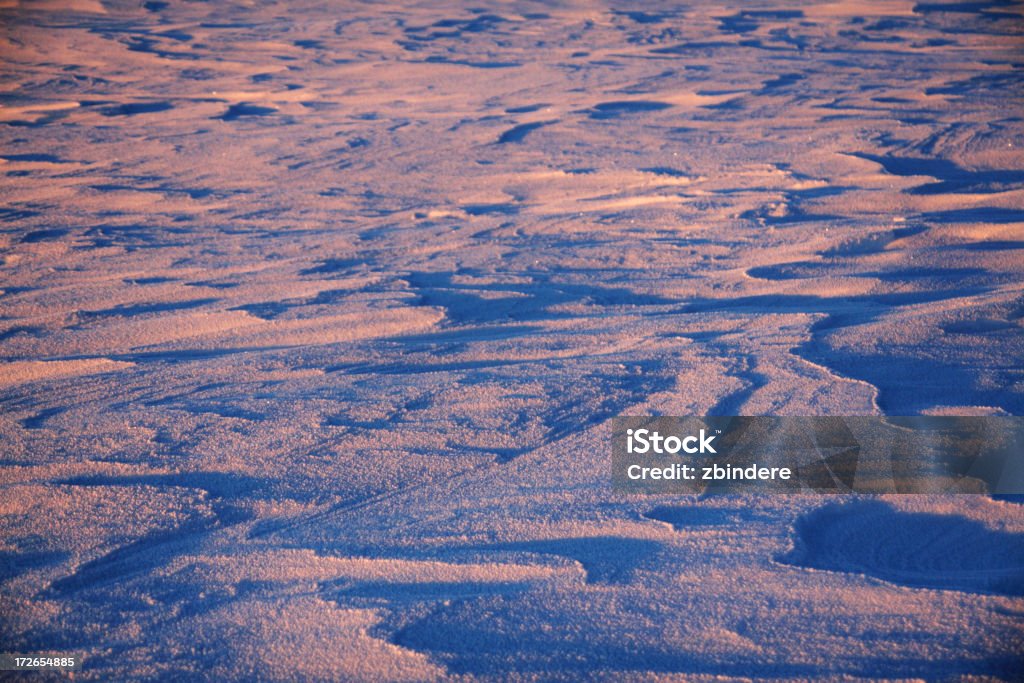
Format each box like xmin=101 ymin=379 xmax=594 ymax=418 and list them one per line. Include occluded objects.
xmin=1 ymin=0 xmax=1023 ymax=679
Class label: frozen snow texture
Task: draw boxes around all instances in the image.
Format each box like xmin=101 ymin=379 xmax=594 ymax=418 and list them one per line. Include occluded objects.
xmin=1 ymin=0 xmax=1023 ymax=680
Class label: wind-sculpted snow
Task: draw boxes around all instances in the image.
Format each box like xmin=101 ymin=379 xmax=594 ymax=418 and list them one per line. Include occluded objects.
xmin=1 ymin=0 xmax=1023 ymax=679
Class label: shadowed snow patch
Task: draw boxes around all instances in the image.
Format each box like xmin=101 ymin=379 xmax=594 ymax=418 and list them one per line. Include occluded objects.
xmin=779 ymin=500 xmax=1024 ymax=596
xmin=469 ymin=536 xmax=662 ymax=585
